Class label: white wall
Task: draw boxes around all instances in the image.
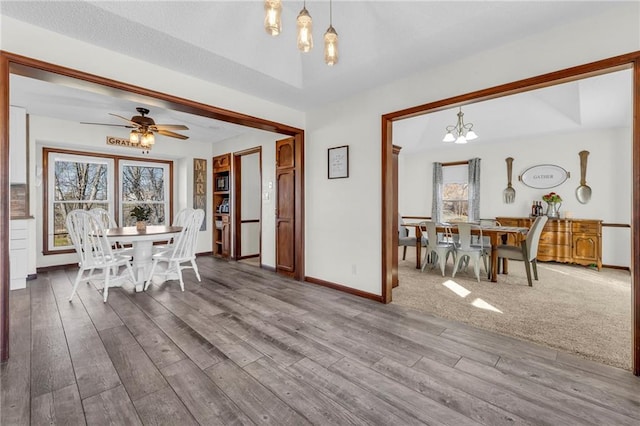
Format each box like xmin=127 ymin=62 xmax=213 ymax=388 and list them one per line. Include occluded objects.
xmin=305 ymin=3 xmax=640 ymax=295
xmin=29 ymin=115 xmax=215 ymax=268
xmin=398 ymin=127 xmax=632 ymax=267
xmin=211 ymin=131 xmax=283 ymax=269
xmin=241 ymin=153 xmax=261 ymax=257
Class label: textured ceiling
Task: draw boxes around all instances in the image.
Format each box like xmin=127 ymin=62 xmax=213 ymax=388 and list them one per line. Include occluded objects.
xmin=1 ymin=1 xmax=631 ymax=148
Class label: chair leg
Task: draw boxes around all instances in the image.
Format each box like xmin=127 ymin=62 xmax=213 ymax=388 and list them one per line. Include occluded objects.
xmin=402 ymin=246 xmax=407 ymax=260
xmin=144 ymin=260 xmax=158 ymax=291
xmin=452 ymin=255 xmax=461 ymax=278
xmin=421 ymin=250 xmax=431 ymax=272
xmin=69 ymin=269 xmax=84 ymax=302
xmin=532 ymin=259 xmax=539 ymax=280
xmin=523 ymin=258 xmax=533 ymax=286
xmin=176 ymin=262 xmax=185 ymax=292
xmin=191 ymin=259 xmax=201 ymax=282
xmin=103 ymin=270 xmax=110 ymax=303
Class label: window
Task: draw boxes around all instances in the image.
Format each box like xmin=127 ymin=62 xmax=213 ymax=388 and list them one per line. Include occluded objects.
xmin=120 ymin=160 xmax=169 ymax=226
xmin=45 ymin=148 xmax=172 ymax=254
xmin=441 ymin=164 xmax=469 ymax=222
xmin=48 ymin=152 xmax=114 ymax=249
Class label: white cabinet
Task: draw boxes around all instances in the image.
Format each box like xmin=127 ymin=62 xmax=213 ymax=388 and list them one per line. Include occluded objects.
xmin=10 ymin=220 xmax=29 ymax=290
xmin=10 ymin=106 xmax=27 ymax=184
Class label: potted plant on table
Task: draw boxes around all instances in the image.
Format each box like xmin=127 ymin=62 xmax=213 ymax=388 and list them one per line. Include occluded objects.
xmin=130 ymin=205 xmax=152 ymax=231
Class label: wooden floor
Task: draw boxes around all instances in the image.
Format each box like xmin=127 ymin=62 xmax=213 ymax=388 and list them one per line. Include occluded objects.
xmin=2 ymin=257 xmax=639 ymax=425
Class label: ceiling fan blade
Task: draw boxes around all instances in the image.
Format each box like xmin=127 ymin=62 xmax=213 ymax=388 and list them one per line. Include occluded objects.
xmin=152 ymin=124 xmax=189 ymax=131
xmin=108 ymin=113 xmax=140 ymax=127
xmin=157 ymin=129 xmax=189 ymax=140
xmin=81 ymin=122 xmax=134 ymax=128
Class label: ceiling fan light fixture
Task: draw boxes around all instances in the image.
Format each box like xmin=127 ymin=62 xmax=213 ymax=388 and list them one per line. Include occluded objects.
xmin=264 ymin=0 xmax=282 ymax=36
xmin=130 ymin=130 xmax=140 ymax=144
xmin=297 ymin=4 xmax=313 ymax=52
xmin=141 ymin=131 xmax=155 ymax=147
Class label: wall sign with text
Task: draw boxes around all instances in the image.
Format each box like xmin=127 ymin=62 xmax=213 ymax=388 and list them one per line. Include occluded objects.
xmin=193 ymin=158 xmax=207 ymax=230
xmin=518 ymin=164 xmax=570 ymax=189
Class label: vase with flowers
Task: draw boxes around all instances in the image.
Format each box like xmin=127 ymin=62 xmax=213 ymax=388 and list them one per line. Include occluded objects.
xmin=130 ymin=205 xmax=152 ymax=231
xmin=542 ymin=192 xmax=562 ymax=218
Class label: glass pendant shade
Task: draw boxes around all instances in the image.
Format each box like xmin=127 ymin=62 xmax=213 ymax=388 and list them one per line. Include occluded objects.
xmin=465 ymin=130 xmax=478 ymax=140
xmin=324 ymin=26 xmax=338 ymax=66
xmin=130 ymin=130 xmax=140 ymax=144
xmin=297 ymin=7 xmax=313 ymax=52
xmin=455 ymin=135 xmax=467 ymax=144
xmin=443 ymin=132 xmax=455 ymax=142
xmin=141 ymin=132 xmax=155 ymax=147
xmin=264 ymin=0 xmax=282 ymax=36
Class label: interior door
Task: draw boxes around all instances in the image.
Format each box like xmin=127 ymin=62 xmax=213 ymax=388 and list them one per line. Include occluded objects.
xmin=276 ymin=137 xmax=295 ymax=276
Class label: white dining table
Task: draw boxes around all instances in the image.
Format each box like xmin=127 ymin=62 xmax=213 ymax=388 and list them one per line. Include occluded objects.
xmin=105 ymin=225 xmax=182 ymax=292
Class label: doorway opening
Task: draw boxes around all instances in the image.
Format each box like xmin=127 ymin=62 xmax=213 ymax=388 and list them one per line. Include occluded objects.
xmin=233 ymin=147 xmax=262 ymax=265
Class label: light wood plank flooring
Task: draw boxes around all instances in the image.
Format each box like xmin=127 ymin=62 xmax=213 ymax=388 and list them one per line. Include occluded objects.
xmin=2 ymin=257 xmax=639 ymax=425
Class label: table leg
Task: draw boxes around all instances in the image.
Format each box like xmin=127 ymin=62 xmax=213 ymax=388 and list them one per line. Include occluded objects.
xmin=132 ymin=240 xmax=153 ymax=292
xmin=490 ymin=234 xmax=498 ymax=282
xmin=415 ymin=227 xmax=422 ymax=269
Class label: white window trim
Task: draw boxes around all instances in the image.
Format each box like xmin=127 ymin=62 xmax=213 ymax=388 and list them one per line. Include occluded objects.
xmin=118 ymin=159 xmax=170 ymax=226
xmin=47 ymin=151 xmax=115 ymax=251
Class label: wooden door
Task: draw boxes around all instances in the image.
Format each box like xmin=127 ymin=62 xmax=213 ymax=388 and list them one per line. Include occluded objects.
xmin=276 ymin=137 xmax=295 ymax=275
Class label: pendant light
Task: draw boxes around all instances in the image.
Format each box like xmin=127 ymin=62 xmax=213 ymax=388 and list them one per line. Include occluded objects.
xmin=443 ymin=107 xmax=478 ymax=144
xmin=324 ymin=0 xmax=338 ymax=65
xmin=264 ymin=0 xmax=282 ymax=36
xmin=297 ymin=1 xmax=313 ymax=52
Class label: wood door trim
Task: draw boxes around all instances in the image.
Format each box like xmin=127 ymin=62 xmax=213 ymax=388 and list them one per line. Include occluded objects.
xmin=381 ymin=50 xmax=640 ymax=375
xmin=233 ymin=147 xmax=262 ymax=262
xmin=0 ymin=50 xmax=305 ymax=362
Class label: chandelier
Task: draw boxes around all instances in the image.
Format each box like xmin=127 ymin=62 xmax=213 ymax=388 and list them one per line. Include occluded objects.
xmin=443 ymin=107 xmax=478 ymax=144
xmin=264 ymin=0 xmax=338 ymax=66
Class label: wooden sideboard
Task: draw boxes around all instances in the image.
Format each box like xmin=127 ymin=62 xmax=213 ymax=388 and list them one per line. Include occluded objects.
xmin=496 ymin=217 xmax=602 ymax=271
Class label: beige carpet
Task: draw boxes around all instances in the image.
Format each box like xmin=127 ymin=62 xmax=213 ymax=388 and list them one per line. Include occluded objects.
xmin=393 ymin=248 xmax=632 ymax=370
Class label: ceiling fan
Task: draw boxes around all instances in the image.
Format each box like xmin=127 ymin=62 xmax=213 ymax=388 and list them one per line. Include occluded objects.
xmin=82 ymin=107 xmax=190 ymax=141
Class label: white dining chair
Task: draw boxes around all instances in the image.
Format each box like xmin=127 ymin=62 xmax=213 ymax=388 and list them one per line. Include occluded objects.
xmin=451 ymin=222 xmax=489 ymax=282
xmin=153 ymin=207 xmax=195 ymax=254
xmin=420 ymin=221 xmax=456 ymax=276
xmin=90 ymin=207 xmax=132 ymax=256
xmin=66 ymin=209 xmax=135 ymax=302
xmin=144 ymin=209 xmax=204 ymax=291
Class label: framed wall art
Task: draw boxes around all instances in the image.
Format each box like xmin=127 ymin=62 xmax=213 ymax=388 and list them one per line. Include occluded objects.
xmin=328 ymin=145 xmax=349 ymax=179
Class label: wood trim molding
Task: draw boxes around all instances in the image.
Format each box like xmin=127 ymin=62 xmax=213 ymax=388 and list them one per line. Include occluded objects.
xmin=0 ymin=54 xmax=9 ymax=362
xmin=603 ymin=264 xmax=631 ymax=271
xmin=305 ymin=276 xmax=384 ymax=303
xmin=602 ymin=223 xmax=631 ymax=228
xmin=381 ymin=50 xmax=640 ymax=375
xmin=233 ymin=146 xmax=262 ymax=263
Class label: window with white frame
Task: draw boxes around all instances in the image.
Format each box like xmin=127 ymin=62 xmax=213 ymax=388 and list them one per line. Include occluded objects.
xmin=119 ymin=160 xmax=169 ymax=226
xmin=45 ymin=149 xmax=172 ymax=253
xmin=441 ymin=164 xmax=469 ymax=222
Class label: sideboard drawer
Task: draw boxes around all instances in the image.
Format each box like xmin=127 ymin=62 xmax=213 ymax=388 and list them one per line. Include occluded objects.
xmin=539 ymin=232 xmax=570 ymax=246
xmin=572 ymin=221 xmax=600 ymax=234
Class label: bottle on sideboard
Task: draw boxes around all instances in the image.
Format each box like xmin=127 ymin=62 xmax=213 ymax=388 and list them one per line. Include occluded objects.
xmin=531 ymin=201 xmax=537 ymax=217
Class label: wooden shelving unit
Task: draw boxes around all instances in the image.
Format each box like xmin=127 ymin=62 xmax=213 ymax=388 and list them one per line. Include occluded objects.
xmin=213 ymin=153 xmax=231 ymax=258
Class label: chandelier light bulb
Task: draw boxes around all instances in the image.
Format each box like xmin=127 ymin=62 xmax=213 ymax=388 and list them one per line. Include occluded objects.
xmin=130 ymin=130 xmax=140 ymax=144
xmin=324 ymin=26 xmax=338 ymax=66
xmin=264 ymin=0 xmax=282 ymax=36
xmin=297 ymin=5 xmax=313 ymax=52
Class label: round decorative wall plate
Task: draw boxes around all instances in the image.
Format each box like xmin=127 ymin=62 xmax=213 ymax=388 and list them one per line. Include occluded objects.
xmin=518 ymin=164 xmax=569 ymax=189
